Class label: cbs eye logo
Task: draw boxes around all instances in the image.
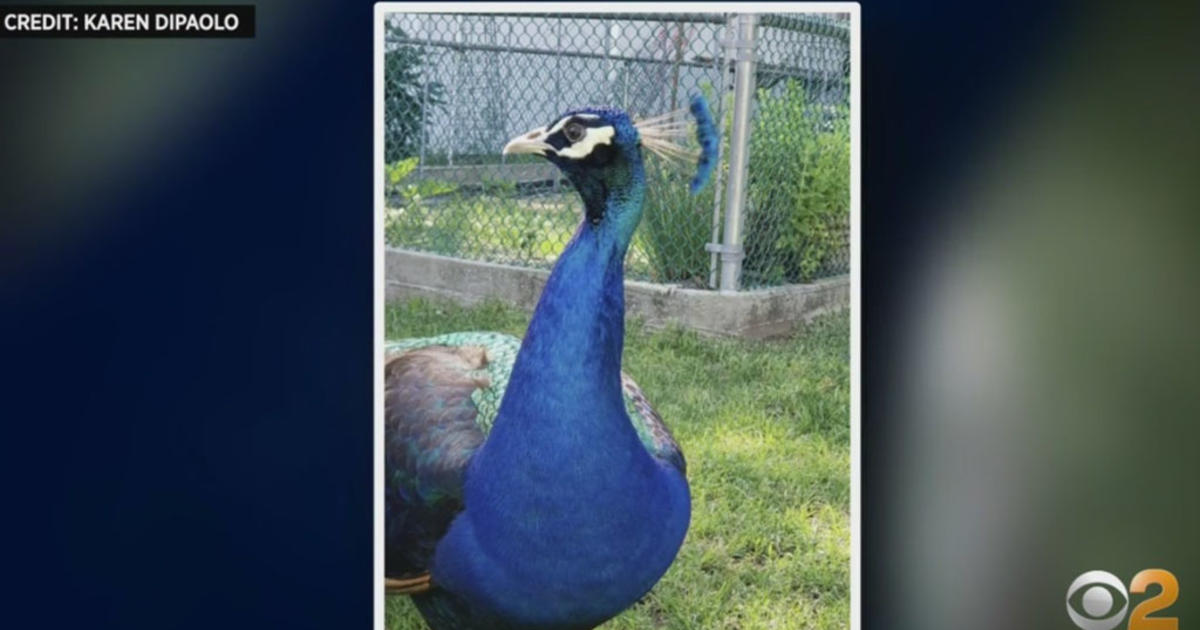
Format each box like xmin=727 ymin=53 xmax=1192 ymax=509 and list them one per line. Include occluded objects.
xmin=1066 ymin=569 xmax=1179 ymax=630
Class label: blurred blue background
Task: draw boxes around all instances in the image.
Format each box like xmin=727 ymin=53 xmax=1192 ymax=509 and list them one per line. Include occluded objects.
xmin=1 ymin=1 xmax=1196 ymax=629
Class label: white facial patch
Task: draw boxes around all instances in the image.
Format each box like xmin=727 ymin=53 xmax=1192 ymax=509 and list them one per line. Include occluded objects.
xmin=544 ymin=112 xmax=601 ymax=136
xmin=555 ymin=125 xmax=615 ymax=159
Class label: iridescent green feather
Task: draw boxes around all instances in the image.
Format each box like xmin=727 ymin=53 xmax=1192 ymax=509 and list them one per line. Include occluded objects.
xmin=385 ymin=332 xmax=681 ymax=467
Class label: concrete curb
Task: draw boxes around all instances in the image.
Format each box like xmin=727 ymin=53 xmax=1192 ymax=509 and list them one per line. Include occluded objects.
xmin=386 ymin=248 xmax=849 ymax=339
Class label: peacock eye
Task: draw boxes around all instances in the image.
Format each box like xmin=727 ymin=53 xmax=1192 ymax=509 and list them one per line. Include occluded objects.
xmin=563 ymin=121 xmax=586 ymax=143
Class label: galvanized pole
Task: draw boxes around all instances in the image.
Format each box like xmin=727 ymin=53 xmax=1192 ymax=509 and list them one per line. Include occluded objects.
xmin=418 ymin=46 xmax=428 ymax=176
xmin=553 ymin=19 xmax=562 ymax=195
xmin=449 ymin=15 xmax=464 ymax=167
xmin=622 ymin=60 xmax=629 ymax=111
xmin=707 ymin=14 xmax=734 ymax=289
xmin=604 ymin=19 xmax=613 ymax=91
xmin=716 ymin=13 xmax=757 ymax=292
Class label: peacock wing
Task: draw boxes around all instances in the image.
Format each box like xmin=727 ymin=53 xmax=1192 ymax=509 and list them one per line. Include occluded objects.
xmin=384 ymin=332 xmax=521 ymax=580
xmin=384 ymin=331 xmax=684 ymax=581
xmin=621 ymin=372 xmax=687 ymax=475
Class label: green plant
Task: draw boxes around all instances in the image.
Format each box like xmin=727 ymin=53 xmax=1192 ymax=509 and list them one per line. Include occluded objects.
xmin=385 ymin=157 xmax=462 ymax=251
xmin=639 ymin=162 xmax=717 ymax=286
xmin=385 ymin=157 xmax=419 ymax=191
xmin=636 ymin=83 xmax=728 ymax=287
xmin=384 ymin=191 xmax=579 ymax=267
xmin=638 ymin=80 xmax=850 ymax=287
xmin=386 ymin=157 xmax=458 ymax=201
xmin=743 ymin=81 xmax=850 ymax=284
xmin=384 ymin=24 xmax=444 ymax=163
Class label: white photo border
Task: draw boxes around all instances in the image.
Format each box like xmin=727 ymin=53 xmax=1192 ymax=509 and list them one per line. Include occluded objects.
xmin=373 ymin=4 xmax=861 ymax=628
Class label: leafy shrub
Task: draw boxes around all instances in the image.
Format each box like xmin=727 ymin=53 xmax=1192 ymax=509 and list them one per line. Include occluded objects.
xmin=385 ymin=157 xmax=461 ymax=250
xmin=384 ymin=24 xmax=444 ymax=163
xmin=743 ymin=81 xmax=850 ymax=285
xmin=639 ymin=162 xmax=718 ymax=286
xmin=386 ymin=157 xmax=458 ymax=201
xmin=637 ymin=80 xmax=849 ymax=287
xmin=636 ymin=84 xmax=727 ymax=286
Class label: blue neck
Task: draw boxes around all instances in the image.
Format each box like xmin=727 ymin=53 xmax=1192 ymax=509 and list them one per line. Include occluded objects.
xmin=499 ymin=151 xmax=645 ymax=435
xmin=502 ymin=224 xmax=628 ymax=434
xmin=432 ymin=153 xmax=691 ymax=629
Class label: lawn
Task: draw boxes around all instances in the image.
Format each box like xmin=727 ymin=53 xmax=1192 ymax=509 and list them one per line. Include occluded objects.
xmin=384 ymin=193 xmax=660 ymax=280
xmin=385 ymin=298 xmax=851 ymax=630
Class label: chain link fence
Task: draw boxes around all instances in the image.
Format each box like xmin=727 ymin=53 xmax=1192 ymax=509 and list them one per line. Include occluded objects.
xmin=384 ymin=12 xmax=850 ymax=290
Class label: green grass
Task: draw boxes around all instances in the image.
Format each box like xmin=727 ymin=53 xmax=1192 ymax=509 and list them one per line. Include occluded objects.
xmin=384 ymin=194 xmax=660 ymax=280
xmin=385 ymin=194 xmax=580 ymax=267
xmin=385 ymin=298 xmax=850 ymax=630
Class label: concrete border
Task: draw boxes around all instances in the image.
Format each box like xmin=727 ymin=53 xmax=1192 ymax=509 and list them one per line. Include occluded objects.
xmin=386 ymin=247 xmax=848 ymax=339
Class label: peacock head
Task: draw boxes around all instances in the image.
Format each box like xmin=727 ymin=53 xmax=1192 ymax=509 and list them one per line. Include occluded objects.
xmin=502 ymin=96 xmax=718 ymax=236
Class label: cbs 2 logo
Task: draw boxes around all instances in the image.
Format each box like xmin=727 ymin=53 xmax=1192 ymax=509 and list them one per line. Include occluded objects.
xmin=1066 ymin=569 xmax=1179 ymax=630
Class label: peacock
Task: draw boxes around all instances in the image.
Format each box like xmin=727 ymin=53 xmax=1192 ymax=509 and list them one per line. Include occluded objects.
xmin=385 ymin=94 xmax=719 ymax=630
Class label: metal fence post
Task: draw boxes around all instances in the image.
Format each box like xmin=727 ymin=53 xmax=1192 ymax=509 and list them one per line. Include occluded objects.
xmin=553 ymin=20 xmax=562 ymax=194
xmin=714 ymin=13 xmax=757 ymax=292
xmin=707 ymin=13 xmax=734 ymax=289
xmin=418 ymin=50 xmax=428 ymax=175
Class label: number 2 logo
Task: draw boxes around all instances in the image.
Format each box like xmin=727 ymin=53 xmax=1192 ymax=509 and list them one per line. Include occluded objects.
xmin=1066 ymin=569 xmax=1179 ymax=630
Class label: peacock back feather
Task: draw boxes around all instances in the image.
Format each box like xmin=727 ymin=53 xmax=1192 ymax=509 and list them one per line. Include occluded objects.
xmin=385 ymin=332 xmax=684 ymax=471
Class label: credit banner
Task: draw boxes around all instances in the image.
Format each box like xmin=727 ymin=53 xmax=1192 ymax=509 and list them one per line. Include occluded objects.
xmin=0 ymin=5 xmax=255 ymax=38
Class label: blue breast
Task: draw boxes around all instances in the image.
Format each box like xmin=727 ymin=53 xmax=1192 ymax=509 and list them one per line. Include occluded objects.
xmin=428 ymin=226 xmax=691 ymax=628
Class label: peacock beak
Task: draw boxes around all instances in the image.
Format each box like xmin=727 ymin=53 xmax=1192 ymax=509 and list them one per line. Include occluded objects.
xmin=502 ymin=127 xmax=554 ymax=157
